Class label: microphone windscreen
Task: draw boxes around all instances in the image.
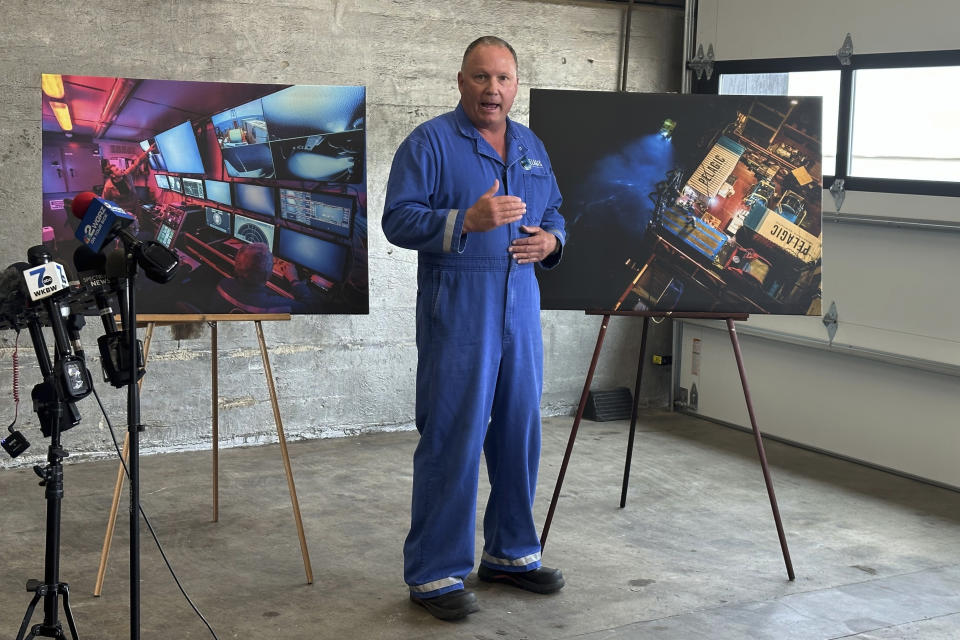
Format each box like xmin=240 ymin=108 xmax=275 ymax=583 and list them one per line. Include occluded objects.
xmin=71 ymin=191 xmax=98 ymax=219
xmin=0 ymin=262 xmax=28 ymax=292
xmin=27 ymin=245 xmax=52 ymax=266
xmin=0 ymin=262 xmax=33 ymax=307
xmin=105 ymin=249 xmax=128 ymax=279
xmin=74 ymin=245 xmax=107 ymax=273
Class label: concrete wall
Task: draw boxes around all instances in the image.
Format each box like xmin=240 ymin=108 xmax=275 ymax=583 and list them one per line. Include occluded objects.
xmin=0 ymin=0 xmax=683 ymax=467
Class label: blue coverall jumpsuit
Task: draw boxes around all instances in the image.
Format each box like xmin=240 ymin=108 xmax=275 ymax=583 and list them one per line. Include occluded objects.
xmin=382 ymin=103 xmax=566 ymax=599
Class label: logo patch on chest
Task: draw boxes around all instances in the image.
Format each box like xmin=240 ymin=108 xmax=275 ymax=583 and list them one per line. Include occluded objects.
xmin=519 ymin=157 xmax=544 ymax=170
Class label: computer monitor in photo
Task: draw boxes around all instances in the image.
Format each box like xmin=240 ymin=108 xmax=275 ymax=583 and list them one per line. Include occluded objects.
xmin=156 ymin=223 xmax=176 ymax=249
xmin=233 ymin=213 xmax=276 ymax=249
xmin=213 ymin=99 xmax=275 ymax=178
xmin=204 ymin=207 xmax=232 ymax=234
xmin=276 ymin=227 xmax=348 ymax=281
xmin=141 ymin=136 xmax=166 ymax=172
xmin=154 ymin=121 xmax=205 ymax=174
xmin=278 ymin=188 xmax=353 ymax=237
xmin=182 ymin=177 xmax=204 ymax=199
xmin=234 ymin=183 xmax=276 ymax=217
xmin=154 ymin=174 xmax=170 ymax=190
xmin=204 ymin=179 xmax=232 ymax=207
xmin=261 ymin=85 xmax=365 ymax=183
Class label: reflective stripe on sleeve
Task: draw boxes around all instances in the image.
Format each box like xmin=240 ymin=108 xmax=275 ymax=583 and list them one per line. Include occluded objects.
xmin=443 ymin=209 xmax=459 ymax=253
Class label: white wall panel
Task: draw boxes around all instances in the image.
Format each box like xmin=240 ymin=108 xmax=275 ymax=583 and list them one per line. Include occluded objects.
xmin=697 ymin=0 xmax=960 ymax=60
xmin=678 ymin=321 xmax=960 ymax=487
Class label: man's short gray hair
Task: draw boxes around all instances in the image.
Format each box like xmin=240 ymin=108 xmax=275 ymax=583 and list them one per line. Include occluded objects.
xmin=462 ymin=36 xmax=518 ymax=70
xmin=235 ymin=242 xmax=274 ymax=285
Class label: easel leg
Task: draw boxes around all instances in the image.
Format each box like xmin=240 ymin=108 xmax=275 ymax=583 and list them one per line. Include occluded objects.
xmin=726 ymin=318 xmax=795 ymax=581
xmin=94 ymin=321 xmax=155 ymax=596
xmin=620 ymin=316 xmax=650 ymax=508
xmin=212 ymin=321 xmax=219 ymax=523
xmin=541 ymin=314 xmax=612 ymax=552
xmin=254 ymin=321 xmax=314 ymax=584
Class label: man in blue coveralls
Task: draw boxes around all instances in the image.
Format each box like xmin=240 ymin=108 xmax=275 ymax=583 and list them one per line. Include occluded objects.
xmin=382 ymin=36 xmax=567 ymax=621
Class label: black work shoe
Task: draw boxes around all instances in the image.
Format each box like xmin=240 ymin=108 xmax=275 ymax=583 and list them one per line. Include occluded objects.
xmin=477 ymin=565 xmax=565 ymax=594
xmin=410 ymin=589 xmax=479 ymax=621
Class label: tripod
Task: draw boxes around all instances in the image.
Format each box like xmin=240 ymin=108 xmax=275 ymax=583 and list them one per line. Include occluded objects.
xmin=15 ymin=314 xmax=86 ymax=639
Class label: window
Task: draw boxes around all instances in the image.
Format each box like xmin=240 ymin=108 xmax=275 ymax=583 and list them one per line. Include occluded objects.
xmin=850 ymin=66 xmax=960 ymax=182
xmin=697 ymin=50 xmax=960 ymax=197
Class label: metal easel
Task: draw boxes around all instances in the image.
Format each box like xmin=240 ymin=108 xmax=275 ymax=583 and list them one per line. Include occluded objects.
xmin=539 ymin=310 xmax=794 ymax=581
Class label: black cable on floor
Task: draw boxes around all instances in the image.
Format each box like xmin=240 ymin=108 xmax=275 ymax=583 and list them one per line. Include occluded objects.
xmin=93 ymin=387 xmax=220 ymax=640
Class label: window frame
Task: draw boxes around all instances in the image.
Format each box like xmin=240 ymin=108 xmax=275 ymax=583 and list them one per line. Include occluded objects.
xmin=692 ymin=49 xmax=960 ymax=198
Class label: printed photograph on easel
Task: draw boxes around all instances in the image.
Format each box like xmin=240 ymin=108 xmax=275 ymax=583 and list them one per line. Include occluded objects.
xmin=530 ymin=90 xmax=822 ymax=315
xmin=41 ymin=75 xmax=368 ymax=314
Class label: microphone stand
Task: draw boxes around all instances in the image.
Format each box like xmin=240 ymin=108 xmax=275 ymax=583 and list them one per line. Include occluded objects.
xmin=93 ymin=234 xmax=174 ymax=640
xmin=118 ymin=248 xmax=142 ymax=640
xmin=16 ymin=302 xmax=83 ymax=640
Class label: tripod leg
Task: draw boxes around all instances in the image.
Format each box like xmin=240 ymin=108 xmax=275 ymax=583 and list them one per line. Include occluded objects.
xmin=16 ymin=591 xmax=42 ymax=640
xmin=541 ymin=314 xmax=612 ymax=551
xmin=255 ymin=321 xmax=314 ymax=584
xmin=620 ymin=316 xmax=650 ymax=508
xmin=60 ymin=584 xmax=79 ymax=640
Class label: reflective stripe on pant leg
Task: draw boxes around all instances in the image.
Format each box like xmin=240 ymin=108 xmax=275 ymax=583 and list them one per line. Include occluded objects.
xmin=409 ymin=577 xmax=463 ymax=598
xmin=481 ymin=550 xmax=542 ymax=569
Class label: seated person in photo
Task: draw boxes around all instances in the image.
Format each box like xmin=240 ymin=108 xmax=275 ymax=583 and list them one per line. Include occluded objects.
xmin=216 ymin=242 xmax=313 ymax=313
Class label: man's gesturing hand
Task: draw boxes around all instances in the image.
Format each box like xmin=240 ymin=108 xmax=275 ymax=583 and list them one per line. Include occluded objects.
xmin=462 ymin=179 xmax=526 ymax=233
xmin=509 ymin=226 xmax=558 ymax=264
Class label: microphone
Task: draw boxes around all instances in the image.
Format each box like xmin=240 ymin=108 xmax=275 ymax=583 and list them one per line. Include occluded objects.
xmin=26 ymin=246 xmax=92 ymax=404
xmin=71 ymin=191 xmax=179 ymax=283
xmin=0 ymin=261 xmax=30 ymax=295
xmin=74 ymin=246 xmax=119 ymax=334
xmin=105 ymin=248 xmax=129 ymax=327
xmin=27 ymin=246 xmax=74 ymax=354
xmin=71 ymin=191 xmax=137 ymax=253
xmin=100 ymin=248 xmax=145 ymax=388
xmin=23 ymin=247 xmax=70 ymax=303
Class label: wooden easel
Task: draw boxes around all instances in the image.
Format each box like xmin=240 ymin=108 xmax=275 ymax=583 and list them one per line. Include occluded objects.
xmin=539 ymin=310 xmax=795 ymax=581
xmin=93 ymin=314 xmax=313 ymax=596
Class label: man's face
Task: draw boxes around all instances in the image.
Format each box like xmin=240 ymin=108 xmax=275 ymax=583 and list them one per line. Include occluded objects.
xmin=457 ymin=44 xmax=518 ymax=132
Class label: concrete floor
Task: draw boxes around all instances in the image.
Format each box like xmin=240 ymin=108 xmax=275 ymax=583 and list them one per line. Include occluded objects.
xmin=2 ymin=410 xmax=960 ymax=639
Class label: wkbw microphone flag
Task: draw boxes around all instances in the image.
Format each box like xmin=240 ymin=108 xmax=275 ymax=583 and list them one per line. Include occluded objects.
xmin=23 ymin=262 xmax=69 ymax=301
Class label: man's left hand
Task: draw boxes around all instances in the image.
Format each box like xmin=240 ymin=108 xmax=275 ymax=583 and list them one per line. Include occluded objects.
xmin=509 ymin=226 xmax=558 ymax=264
